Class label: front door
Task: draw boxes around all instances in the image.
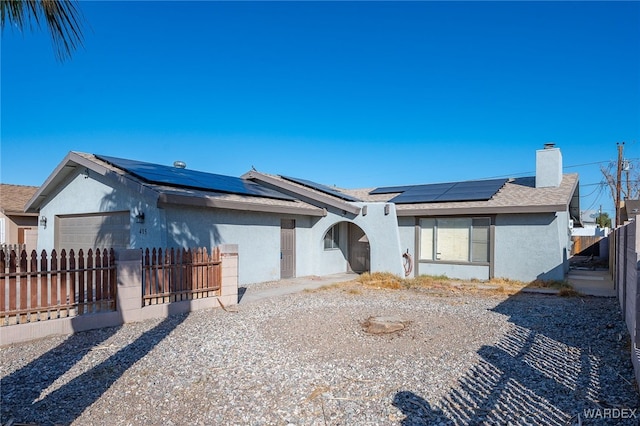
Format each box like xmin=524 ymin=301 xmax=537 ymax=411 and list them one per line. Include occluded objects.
xmin=280 ymin=219 xmax=295 ymax=279
xmin=348 ymin=223 xmax=370 ymax=273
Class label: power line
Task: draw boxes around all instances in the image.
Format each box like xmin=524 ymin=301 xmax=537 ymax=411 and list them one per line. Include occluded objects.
xmin=483 ymin=171 xmax=534 ymax=179
xmin=483 ymin=159 xmax=640 ymax=180
xmin=583 ymin=185 xmax=607 ymax=211
xmin=580 ymin=183 xmax=605 ymax=198
xmin=564 ymin=158 xmax=640 ymax=169
xmin=564 ymin=160 xmax=609 ymax=169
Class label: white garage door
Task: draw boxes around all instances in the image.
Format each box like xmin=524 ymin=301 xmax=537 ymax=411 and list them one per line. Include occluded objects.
xmin=56 ymin=212 xmax=131 ymax=253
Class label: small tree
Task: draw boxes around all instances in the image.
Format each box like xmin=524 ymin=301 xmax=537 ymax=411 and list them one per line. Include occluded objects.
xmin=596 ymin=212 xmax=612 ymax=228
xmin=601 ymin=158 xmax=640 ymax=226
xmin=601 ymin=160 xmax=640 ymax=202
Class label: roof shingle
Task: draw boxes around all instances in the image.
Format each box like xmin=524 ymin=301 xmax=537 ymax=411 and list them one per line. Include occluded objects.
xmin=0 ymin=184 xmax=39 ymax=214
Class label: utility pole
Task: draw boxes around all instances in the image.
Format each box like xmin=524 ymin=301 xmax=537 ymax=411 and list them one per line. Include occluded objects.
xmin=624 ymin=158 xmax=631 ymax=199
xmin=615 ymin=142 xmax=624 ymax=227
xmin=599 ymin=204 xmax=602 ymax=227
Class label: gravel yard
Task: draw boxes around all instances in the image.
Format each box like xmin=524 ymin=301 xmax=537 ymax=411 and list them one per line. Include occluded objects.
xmin=1 ymin=283 xmax=638 ymax=425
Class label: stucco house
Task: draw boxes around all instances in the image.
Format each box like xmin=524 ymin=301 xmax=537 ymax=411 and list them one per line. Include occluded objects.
xmin=26 ymin=144 xmax=579 ymax=284
xmin=0 ymin=184 xmax=39 ymax=252
xmin=622 ymin=199 xmax=640 ymax=224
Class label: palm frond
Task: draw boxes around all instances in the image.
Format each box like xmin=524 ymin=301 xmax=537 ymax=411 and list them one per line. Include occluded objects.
xmin=1 ymin=0 xmax=85 ymax=61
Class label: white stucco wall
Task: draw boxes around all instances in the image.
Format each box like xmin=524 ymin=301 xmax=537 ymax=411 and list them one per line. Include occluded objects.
xmin=494 ymin=212 xmax=570 ymax=282
xmin=163 ymin=206 xmax=286 ymax=285
xmin=397 ymin=217 xmax=417 ymax=277
xmin=313 ymin=219 xmax=349 ymax=276
xmin=37 ymin=170 xmax=407 ymax=285
xmin=572 ymin=226 xmax=609 ymax=237
xmin=536 ymin=147 xmax=563 ymax=188
xmin=359 ymin=203 xmax=404 ymax=276
xmin=36 ymin=169 xmax=161 ymax=252
xmin=291 ymin=215 xmax=314 ymax=277
xmin=163 ymin=202 xmax=405 ymax=283
xmin=311 ymin=203 xmax=404 ymax=277
xmin=401 ymin=211 xmax=570 ymax=282
xmin=418 ymin=262 xmax=490 ymax=280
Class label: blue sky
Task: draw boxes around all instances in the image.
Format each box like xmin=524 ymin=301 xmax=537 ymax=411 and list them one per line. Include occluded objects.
xmin=2 ymin=1 xmax=639 ymax=216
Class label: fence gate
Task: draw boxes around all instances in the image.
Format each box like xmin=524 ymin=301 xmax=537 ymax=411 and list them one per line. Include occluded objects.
xmin=143 ymin=247 xmax=221 ymax=306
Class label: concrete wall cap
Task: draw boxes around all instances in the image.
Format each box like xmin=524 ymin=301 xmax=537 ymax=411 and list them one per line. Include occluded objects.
xmin=219 ymin=244 xmax=239 ymax=254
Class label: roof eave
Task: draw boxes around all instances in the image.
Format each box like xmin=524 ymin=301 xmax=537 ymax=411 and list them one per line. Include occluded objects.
xmin=2 ymin=210 xmax=39 ymax=217
xmin=25 ymin=152 xmax=160 ymax=212
xmin=25 ymin=152 xmax=102 ymax=212
xmin=396 ymin=204 xmax=569 ymax=217
xmin=242 ymin=171 xmax=361 ymax=215
xmin=157 ymin=193 xmax=327 ymax=217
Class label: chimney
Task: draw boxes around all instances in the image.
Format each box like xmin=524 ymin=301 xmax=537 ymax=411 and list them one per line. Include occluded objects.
xmin=535 ymin=143 xmax=562 ymax=188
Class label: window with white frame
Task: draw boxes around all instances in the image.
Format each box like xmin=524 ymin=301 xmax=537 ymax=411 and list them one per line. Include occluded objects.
xmin=420 ymin=217 xmax=490 ymax=263
xmin=324 ymin=224 xmax=340 ymax=250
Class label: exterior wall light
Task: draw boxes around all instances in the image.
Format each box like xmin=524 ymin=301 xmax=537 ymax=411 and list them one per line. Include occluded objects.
xmin=362 ymin=205 xmax=368 ymax=216
xmin=39 ymin=216 xmax=47 ymax=228
xmin=135 ymin=212 xmax=145 ymax=224
xmin=384 ymin=204 xmax=390 ymax=216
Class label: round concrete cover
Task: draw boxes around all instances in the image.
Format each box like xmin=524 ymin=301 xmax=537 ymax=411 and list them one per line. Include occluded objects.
xmin=362 ymin=316 xmax=407 ymax=334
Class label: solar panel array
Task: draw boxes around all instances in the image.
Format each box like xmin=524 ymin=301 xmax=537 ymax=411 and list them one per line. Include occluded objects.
xmin=370 ymin=178 xmax=508 ymax=204
xmin=281 ymin=176 xmax=361 ymax=202
xmin=368 ymin=185 xmax=415 ymax=195
xmin=96 ymin=155 xmax=296 ymax=201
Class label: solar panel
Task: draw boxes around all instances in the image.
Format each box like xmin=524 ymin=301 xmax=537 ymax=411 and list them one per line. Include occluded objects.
xmin=389 ymin=178 xmax=507 ymax=204
xmin=369 ymin=185 xmax=415 ymax=195
xmin=411 ymin=179 xmax=506 ymax=203
xmin=281 ymin=176 xmax=361 ymax=202
xmin=96 ymin=155 xmax=296 ymax=201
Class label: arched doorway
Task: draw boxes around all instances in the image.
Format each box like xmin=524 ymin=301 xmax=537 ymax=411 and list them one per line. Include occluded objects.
xmin=347 ymin=223 xmax=370 ymax=273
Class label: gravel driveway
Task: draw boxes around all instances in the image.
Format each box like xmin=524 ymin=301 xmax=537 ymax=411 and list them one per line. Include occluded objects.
xmin=2 ymin=283 xmax=638 ymax=425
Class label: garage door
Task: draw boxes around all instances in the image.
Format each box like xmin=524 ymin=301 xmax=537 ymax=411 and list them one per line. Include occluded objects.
xmin=56 ymin=212 xmax=131 ymax=252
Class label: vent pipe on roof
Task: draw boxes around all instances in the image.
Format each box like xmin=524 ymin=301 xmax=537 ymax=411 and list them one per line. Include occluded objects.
xmin=173 ymin=161 xmax=186 ymax=169
xmin=536 ymin=143 xmax=562 ymax=188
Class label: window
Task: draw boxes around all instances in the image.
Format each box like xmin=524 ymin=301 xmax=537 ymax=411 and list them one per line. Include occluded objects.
xmin=471 ymin=218 xmax=490 ymax=262
xmin=420 ymin=217 xmax=490 ymax=263
xmin=324 ymin=224 xmax=340 ymax=250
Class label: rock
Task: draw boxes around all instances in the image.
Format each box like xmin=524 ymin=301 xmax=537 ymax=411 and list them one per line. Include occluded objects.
xmin=362 ymin=316 xmax=408 ymax=334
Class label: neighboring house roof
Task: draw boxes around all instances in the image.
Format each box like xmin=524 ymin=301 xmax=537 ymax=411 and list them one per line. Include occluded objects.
xmin=623 ymin=199 xmax=640 ymax=222
xmin=25 ymin=152 xmax=326 ymax=217
xmin=580 ymin=209 xmax=599 ymax=224
xmin=0 ymin=184 xmax=39 ymax=216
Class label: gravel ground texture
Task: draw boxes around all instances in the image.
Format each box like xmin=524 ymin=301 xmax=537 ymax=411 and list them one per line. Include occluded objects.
xmin=1 ymin=283 xmax=639 ymax=425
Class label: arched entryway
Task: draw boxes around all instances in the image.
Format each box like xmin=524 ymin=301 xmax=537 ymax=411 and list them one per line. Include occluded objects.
xmin=347 ymin=223 xmax=370 ymax=273
xmin=323 ymin=221 xmax=371 ymax=274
